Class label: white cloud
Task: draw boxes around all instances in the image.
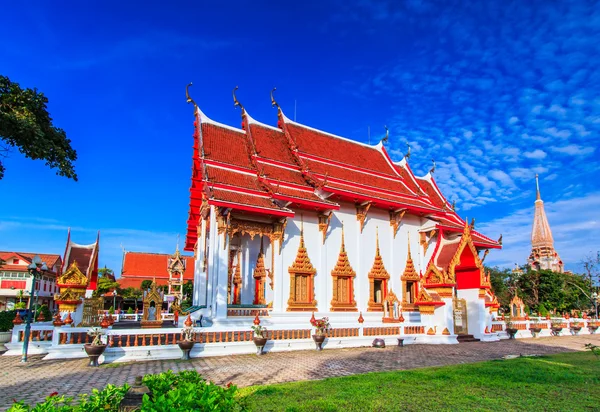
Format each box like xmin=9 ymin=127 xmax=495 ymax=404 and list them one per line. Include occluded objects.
xmin=550 ymin=144 xmax=595 ymax=156
xmin=523 ymin=149 xmax=547 ymax=159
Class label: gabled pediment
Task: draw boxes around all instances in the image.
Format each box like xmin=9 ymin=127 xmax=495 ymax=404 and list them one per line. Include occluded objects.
xmin=57 ymin=261 xmax=88 ymax=287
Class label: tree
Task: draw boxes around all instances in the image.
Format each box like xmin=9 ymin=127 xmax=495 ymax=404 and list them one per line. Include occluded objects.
xmin=0 ymin=75 xmax=77 ymax=180
xmin=93 ymin=276 xmax=120 ymax=297
xmin=141 ymin=280 xmax=152 ymax=290
xmin=98 ymin=267 xmax=115 ymax=279
xmin=182 ymin=281 xmax=194 ymax=308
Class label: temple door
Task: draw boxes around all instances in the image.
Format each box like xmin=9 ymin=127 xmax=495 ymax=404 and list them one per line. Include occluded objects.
xmin=453 ymin=298 xmax=468 ymax=335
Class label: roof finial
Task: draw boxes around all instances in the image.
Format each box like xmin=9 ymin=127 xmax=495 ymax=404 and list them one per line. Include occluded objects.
xmin=429 ymin=159 xmax=436 ymax=174
xmin=233 ymin=86 xmax=244 ymax=113
xmin=382 ymin=125 xmax=389 ymax=143
xmin=535 ymin=173 xmax=541 ymax=201
xmin=185 ymin=82 xmax=197 ymax=108
xmin=341 ymin=221 xmax=346 ymax=251
xmin=270 ymin=87 xmax=280 ymax=110
xmin=407 ymin=232 xmax=411 ymax=257
xmin=404 ymin=142 xmax=411 ymax=159
xmin=451 ymin=200 xmax=456 ymax=211
xmin=176 ymin=233 xmax=180 ymax=252
xmin=375 ymin=226 xmax=380 ymax=256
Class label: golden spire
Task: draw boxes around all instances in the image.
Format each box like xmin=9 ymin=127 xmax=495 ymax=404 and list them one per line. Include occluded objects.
xmin=288 ymin=219 xmax=316 ymax=275
xmin=368 ymin=227 xmax=389 ymax=279
xmin=535 ymin=173 xmax=541 ymax=201
xmin=331 ymin=223 xmax=356 ymax=278
xmin=233 ymin=250 xmax=242 ymax=285
xmin=253 ymin=238 xmax=267 ymax=279
xmin=402 ymin=233 xmax=419 ymax=281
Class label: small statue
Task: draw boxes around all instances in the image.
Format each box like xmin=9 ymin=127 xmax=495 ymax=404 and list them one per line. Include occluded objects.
xmin=148 ymin=303 xmax=156 ymax=321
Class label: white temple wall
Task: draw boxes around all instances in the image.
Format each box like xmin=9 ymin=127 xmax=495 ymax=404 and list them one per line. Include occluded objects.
xmin=457 ymin=288 xmax=485 ymax=338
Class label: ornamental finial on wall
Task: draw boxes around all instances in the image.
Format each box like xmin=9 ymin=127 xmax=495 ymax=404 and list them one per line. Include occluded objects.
xmin=382 ymin=125 xmax=389 ymax=143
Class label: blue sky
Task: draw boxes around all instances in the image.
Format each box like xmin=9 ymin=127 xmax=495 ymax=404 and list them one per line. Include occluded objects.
xmin=1 ymin=0 xmax=599 ymax=274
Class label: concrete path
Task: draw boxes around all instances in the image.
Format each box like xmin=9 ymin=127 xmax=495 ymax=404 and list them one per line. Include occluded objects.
xmin=1 ymin=334 xmax=598 ymax=410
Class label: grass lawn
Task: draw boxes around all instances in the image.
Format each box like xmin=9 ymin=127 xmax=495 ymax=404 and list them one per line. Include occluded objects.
xmin=239 ymin=352 xmax=600 ymax=411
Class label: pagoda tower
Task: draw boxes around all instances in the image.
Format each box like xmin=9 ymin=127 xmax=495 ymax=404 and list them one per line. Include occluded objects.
xmin=528 ymin=175 xmax=564 ymax=272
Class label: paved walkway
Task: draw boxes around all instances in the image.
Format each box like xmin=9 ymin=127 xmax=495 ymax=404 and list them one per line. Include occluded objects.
xmin=1 ymin=335 xmax=598 ymax=409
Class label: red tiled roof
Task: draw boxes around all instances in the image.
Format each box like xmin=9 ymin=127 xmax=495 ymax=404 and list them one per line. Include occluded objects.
xmin=284 ymin=122 xmax=396 ymax=176
xmin=304 ymin=158 xmax=415 ymax=197
xmin=121 ymin=252 xmax=194 ymax=279
xmin=209 ymin=188 xmax=287 ymax=212
xmin=68 ymin=246 xmax=94 ymax=274
xmin=202 ymin=123 xmax=254 ymax=169
xmin=206 ymin=166 xmax=263 ymax=191
xmin=250 ymin=123 xmax=297 ymax=165
xmin=258 ymin=163 xmax=310 ymax=186
xmin=118 ymin=276 xmax=172 ymax=289
xmin=0 ymin=251 xmax=62 ymax=274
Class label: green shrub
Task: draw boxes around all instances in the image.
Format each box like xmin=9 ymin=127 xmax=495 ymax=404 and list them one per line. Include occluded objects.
xmin=538 ymin=303 xmax=548 ymax=316
xmin=142 ymin=370 xmax=246 ymax=411
xmin=127 ymin=307 xmax=134 ymax=314
xmin=8 ymin=370 xmax=245 ymax=411
xmin=34 ymin=304 xmax=52 ymax=322
xmin=14 ymin=302 xmax=26 ymax=309
xmin=0 ymin=310 xmax=16 ymax=332
xmin=7 ymin=383 xmax=128 ymax=412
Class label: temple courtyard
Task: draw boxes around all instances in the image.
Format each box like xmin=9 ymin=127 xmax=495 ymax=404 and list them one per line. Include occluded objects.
xmin=1 ymin=334 xmax=598 ymax=410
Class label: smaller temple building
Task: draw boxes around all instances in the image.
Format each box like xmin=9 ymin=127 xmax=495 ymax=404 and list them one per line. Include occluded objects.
xmin=119 ymin=251 xmax=194 ymax=289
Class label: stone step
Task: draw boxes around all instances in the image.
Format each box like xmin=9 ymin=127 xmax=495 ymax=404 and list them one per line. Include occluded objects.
xmin=457 ymin=334 xmax=480 ymax=343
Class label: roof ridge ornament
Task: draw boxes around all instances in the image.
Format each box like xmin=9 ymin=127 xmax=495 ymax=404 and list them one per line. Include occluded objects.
xmin=382 ymin=126 xmax=389 ymax=144
xmin=233 ymin=85 xmax=245 ymax=113
xmin=271 ymin=87 xmax=280 ymax=110
xmin=429 ymin=159 xmax=436 ymax=174
xmin=404 ymin=142 xmax=411 ymax=159
xmin=185 ymin=82 xmax=197 ymax=108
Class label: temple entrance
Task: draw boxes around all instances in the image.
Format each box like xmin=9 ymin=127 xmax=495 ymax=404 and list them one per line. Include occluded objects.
xmin=453 ymin=298 xmax=468 ymax=335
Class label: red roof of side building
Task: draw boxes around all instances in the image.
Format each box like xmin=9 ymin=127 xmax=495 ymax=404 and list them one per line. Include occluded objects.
xmin=0 ymin=251 xmax=62 ymax=275
xmin=119 ymin=252 xmax=195 ymax=289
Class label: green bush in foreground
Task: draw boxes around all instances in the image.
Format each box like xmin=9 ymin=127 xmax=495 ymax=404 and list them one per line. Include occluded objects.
xmin=7 ymin=370 xmax=245 ymax=412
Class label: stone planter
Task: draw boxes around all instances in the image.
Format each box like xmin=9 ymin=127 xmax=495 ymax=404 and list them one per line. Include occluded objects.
xmin=506 ymin=328 xmax=518 ymax=339
xmin=529 ymin=327 xmax=542 ymax=337
xmin=253 ymin=336 xmax=268 ymax=355
xmin=0 ymin=331 xmax=12 ymax=346
xmin=551 ymin=327 xmax=562 ymax=336
xmin=570 ymin=326 xmax=582 ymax=335
xmin=177 ymin=340 xmax=195 ymax=360
xmin=312 ymin=334 xmax=326 ymax=351
xmin=83 ymin=344 xmax=107 ymax=367
xmin=588 ymin=325 xmax=598 ymax=334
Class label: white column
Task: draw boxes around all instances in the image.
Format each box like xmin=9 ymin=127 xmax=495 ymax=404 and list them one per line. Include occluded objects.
xmin=193 ymin=217 xmax=208 ymax=306
xmin=214 ymin=230 xmax=230 ymax=320
xmin=207 ymin=206 xmax=219 ymax=318
xmin=273 ymin=229 xmax=285 ymax=313
xmin=265 ymin=239 xmax=274 ymax=305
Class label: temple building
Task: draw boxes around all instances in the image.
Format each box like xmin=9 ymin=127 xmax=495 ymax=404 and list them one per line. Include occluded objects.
xmin=528 ymin=175 xmax=563 ymax=272
xmin=119 ymin=251 xmax=195 ymax=289
xmin=183 ymin=86 xmax=502 ymax=341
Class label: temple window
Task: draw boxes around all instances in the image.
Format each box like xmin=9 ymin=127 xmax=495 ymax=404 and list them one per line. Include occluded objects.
xmin=287 ymin=224 xmax=317 ymax=311
xmin=330 ymin=226 xmax=357 ymax=311
xmin=367 ymin=230 xmax=390 ymax=312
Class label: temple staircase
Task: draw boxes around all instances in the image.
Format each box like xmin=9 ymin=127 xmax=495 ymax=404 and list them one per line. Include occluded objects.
xmin=457 ymin=334 xmax=480 ymax=343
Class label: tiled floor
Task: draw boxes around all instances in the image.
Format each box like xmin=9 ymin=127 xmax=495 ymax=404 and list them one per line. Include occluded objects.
xmin=1 ymin=334 xmax=597 ymax=410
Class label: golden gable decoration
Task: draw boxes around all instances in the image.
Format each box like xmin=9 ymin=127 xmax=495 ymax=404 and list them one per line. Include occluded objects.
xmin=330 ymin=224 xmax=357 ymax=312
xmin=57 ymin=261 xmax=88 ymax=287
xmin=389 ymin=209 xmax=406 ymax=239
xmin=287 ymin=221 xmax=317 ymax=311
xmin=367 ymin=229 xmax=390 ymax=311
xmin=55 ymin=261 xmax=89 ymax=312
